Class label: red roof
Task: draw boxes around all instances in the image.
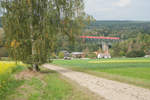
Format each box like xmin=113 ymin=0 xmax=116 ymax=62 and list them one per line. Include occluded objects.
xmin=80 ymin=36 xmax=120 ymax=40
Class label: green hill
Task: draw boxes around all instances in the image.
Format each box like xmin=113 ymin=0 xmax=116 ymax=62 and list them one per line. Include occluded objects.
xmin=86 ymin=20 xmax=150 ymax=39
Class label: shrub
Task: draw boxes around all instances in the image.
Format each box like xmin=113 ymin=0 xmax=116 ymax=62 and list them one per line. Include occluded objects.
xmin=110 ymin=49 xmax=122 ymax=57
xmin=58 ymin=52 xmax=64 ymax=59
xmin=126 ymin=50 xmax=145 ymax=58
xmin=119 ymin=51 xmax=126 ymax=56
xmin=50 ymin=53 xmax=57 ymax=59
xmin=0 ymin=63 xmax=24 ymax=99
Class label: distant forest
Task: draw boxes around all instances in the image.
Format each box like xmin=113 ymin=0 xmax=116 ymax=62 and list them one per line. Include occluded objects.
xmin=85 ymin=20 xmax=150 ymax=39
xmin=81 ymin=20 xmax=150 ymax=57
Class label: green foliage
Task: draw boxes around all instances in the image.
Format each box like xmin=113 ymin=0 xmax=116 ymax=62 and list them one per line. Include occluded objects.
xmin=111 ymin=34 xmax=150 ymax=57
xmin=74 ymin=21 xmax=150 ymax=53
xmin=0 ymin=0 xmax=86 ymax=65
xmin=58 ymin=52 xmax=64 ymax=59
xmin=50 ymin=52 xmax=57 ymax=59
xmin=86 ymin=21 xmax=150 ymax=39
xmin=126 ymin=50 xmax=145 ymax=58
xmin=0 ymin=66 xmax=24 ymax=100
xmin=119 ymin=51 xmax=126 ymax=56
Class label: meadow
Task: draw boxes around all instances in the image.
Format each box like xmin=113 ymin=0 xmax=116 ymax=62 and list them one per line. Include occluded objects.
xmin=5 ymin=68 xmax=96 ymax=100
xmin=53 ymin=58 xmax=150 ymax=89
xmin=0 ymin=61 xmax=25 ymax=99
xmin=0 ymin=61 xmax=95 ymax=100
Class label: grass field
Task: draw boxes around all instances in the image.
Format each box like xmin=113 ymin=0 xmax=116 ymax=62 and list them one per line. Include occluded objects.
xmin=0 ymin=61 xmax=25 ymax=100
xmin=5 ymin=68 xmax=97 ymax=100
xmin=0 ymin=61 xmax=96 ymax=100
xmin=53 ymin=58 xmax=150 ymax=89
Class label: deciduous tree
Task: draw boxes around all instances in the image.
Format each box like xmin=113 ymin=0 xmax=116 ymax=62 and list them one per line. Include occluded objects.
xmin=0 ymin=0 xmax=86 ymax=71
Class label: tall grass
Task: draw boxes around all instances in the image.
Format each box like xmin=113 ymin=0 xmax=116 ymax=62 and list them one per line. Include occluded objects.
xmin=0 ymin=61 xmax=25 ymax=99
xmin=5 ymin=68 xmax=97 ymax=100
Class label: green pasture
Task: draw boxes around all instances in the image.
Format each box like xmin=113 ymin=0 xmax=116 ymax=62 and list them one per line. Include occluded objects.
xmin=53 ymin=58 xmax=150 ymax=89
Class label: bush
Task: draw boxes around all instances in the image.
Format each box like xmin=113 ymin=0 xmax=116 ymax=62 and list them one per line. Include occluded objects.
xmin=126 ymin=50 xmax=145 ymax=58
xmin=119 ymin=51 xmax=126 ymax=56
xmin=50 ymin=53 xmax=57 ymax=59
xmin=58 ymin=52 xmax=64 ymax=59
xmin=0 ymin=65 xmax=24 ymax=99
xmin=110 ymin=49 xmax=123 ymax=57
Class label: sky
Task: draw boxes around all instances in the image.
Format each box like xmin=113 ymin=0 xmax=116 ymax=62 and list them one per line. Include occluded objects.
xmin=84 ymin=0 xmax=150 ymax=21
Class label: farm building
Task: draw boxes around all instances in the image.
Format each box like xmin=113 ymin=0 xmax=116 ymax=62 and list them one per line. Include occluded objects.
xmin=71 ymin=52 xmax=85 ymax=58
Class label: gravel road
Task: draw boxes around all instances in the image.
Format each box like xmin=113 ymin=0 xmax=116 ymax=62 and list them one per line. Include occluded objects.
xmin=43 ymin=64 xmax=150 ymax=100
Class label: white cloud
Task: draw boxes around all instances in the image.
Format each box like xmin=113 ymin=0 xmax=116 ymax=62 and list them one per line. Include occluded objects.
xmin=84 ymin=0 xmax=150 ymax=20
xmin=114 ymin=0 xmax=132 ymax=7
xmin=84 ymin=0 xmax=114 ymax=13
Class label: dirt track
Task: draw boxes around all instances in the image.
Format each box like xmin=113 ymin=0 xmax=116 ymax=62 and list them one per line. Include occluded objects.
xmin=43 ymin=64 xmax=150 ymax=100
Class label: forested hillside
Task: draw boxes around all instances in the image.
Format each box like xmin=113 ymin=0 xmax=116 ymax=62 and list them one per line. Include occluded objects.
xmin=82 ymin=21 xmax=150 ymax=57
xmin=85 ymin=21 xmax=150 ymax=39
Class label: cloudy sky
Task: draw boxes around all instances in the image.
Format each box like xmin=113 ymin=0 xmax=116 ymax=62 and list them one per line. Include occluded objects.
xmin=84 ymin=0 xmax=150 ymax=21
